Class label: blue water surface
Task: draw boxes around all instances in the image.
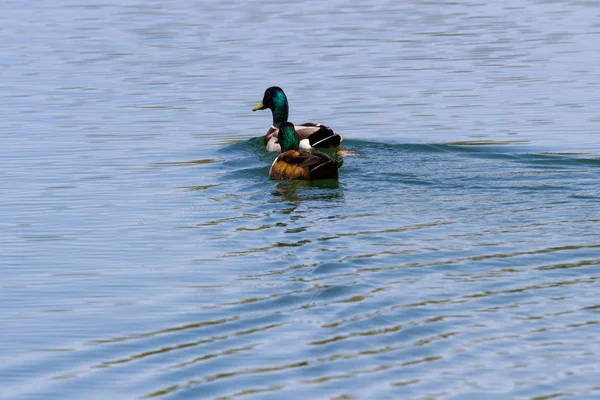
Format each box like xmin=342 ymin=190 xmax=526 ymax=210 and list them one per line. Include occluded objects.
xmin=1 ymin=0 xmax=600 ymax=399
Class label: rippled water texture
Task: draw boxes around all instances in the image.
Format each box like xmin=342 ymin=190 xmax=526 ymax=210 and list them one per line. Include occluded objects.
xmin=2 ymin=0 xmax=600 ymax=399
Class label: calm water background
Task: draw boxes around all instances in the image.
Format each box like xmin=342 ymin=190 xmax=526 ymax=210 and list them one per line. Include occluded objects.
xmin=2 ymin=0 xmax=600 ymax=399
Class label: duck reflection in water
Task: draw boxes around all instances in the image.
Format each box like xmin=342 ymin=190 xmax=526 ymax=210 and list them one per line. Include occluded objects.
xmin=271 ymin=180 xmax=343 ymax=209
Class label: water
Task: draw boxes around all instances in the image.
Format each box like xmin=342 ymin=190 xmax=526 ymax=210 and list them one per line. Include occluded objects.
xmin=2 ymin=0 xmax=600 ymax=398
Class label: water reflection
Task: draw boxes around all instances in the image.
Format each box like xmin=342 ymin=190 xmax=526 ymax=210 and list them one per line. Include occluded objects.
xmin=271 ymin=180 xmax=342 ymax=202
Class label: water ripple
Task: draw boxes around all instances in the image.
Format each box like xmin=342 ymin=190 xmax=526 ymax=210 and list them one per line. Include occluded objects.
xmin=3 ymin=0 xmax=600 ymax=398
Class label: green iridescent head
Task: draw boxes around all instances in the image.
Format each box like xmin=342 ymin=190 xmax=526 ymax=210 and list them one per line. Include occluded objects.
xmin=278 ymin=122 xmax=300 ymax=152
xmin=252 ymin=86 xmax=289 ymax=127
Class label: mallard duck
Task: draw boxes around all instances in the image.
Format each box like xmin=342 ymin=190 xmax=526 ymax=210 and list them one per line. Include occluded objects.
xmin=269 ymin=122 xmax=343 ymax=180
xmin=252 ymin=86 xmax=342 ymax=152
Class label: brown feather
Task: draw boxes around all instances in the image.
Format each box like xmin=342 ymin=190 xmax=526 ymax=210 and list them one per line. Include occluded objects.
xmin=270 ymin=159 xmax=309 ymax=180
xmin=269 ymin=150 xmax=342 ymax=181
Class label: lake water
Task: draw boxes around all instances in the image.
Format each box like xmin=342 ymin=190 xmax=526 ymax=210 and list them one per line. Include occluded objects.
xmin=2 ymin=0 xmax=600 ymax=399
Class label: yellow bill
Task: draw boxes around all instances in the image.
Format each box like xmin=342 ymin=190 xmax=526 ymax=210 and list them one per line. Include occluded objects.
xmin=252 ymin=101 xmax=265 ymax=111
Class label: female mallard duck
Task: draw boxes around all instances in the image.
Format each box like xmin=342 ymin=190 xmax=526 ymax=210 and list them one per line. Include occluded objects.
xmin=270 ymin=122 xmax=343 ymax=180
xmin=252 ymin=86 xmax=343 ymax=152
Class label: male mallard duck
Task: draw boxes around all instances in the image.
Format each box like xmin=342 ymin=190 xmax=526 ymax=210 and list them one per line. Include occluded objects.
xmin=252 ymin=86 xmax=342 ymax=152
xmin=269 ymin=122 xmax=343 ymax=180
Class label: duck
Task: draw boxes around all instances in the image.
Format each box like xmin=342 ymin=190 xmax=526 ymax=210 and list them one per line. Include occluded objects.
xmin=269 ymin=122 xmax=343 ymax=180
xmin=252 ymin=86 xmax=343 ymax=152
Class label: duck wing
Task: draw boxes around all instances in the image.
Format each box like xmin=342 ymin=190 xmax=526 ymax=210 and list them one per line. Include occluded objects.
xmin=295 ymin=150 xmax=343 ymax=179
xmin=279 ymin=150 xmax=319 ymax=167
xmin=270 ymin=150 xmax=310 ymax=180
xmin=294 ymin=122 xmax=342 ymax=148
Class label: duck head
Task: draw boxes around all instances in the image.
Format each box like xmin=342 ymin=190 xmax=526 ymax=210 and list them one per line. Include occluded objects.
xmin=252 ymin=86 xmax=289 ymax=127
xmin=277 ymin=122 xmax=300 ymax=152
